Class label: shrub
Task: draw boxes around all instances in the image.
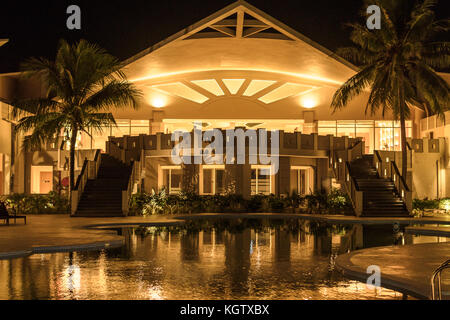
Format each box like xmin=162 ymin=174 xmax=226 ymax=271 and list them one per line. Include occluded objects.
xmin=130 ymin=190 xmax=351 ymax=216
xmin=305 ymin=190 xmax=328 ymax=214
xmin=129 ymin=192 xmax=151 ymax=216
xmin=412 ymin=198 xmax=439 ymax=211
xmin=246 ymin=195 xmax=265 ymax=212
xmin=3 ymin=192 xmax=69 ymax=214
xmin=327 ymin=188 xmax=351 ymax=213
xmin=142 ymin=189 xmax=168 ymax=216
xmin=263 ymin=194 xmax=286 ymax=213
xmin=285 ymin=192 xmax=306 ymax=213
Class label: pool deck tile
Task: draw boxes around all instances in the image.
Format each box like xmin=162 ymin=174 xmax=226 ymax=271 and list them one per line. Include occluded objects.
xmin=335 ymin=242 xmax=450 ymax=300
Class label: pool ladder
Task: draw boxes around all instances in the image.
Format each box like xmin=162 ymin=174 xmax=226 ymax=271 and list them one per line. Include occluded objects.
xmin=431 ymin=259 xmax=450 ymax=300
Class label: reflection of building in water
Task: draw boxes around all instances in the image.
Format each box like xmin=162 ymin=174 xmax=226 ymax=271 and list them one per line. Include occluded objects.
xmin=224 ymin=229 xmax=252 ymax=296
xmin=0 ymin=222 xmax=429 ymax=300
xmin=274 ymin=228 xmax=291 ymax=263
xmin=180 ymin=232 xmax=200 ymax=261
xmin=337 ymin=225 xmax=364 ymax=254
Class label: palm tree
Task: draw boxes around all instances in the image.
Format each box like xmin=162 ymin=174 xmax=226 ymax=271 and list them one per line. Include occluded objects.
xmin=11 ymin=39 xmax=142 ymax=197
xmin=331 ymin=0 xmax=449 ymax=179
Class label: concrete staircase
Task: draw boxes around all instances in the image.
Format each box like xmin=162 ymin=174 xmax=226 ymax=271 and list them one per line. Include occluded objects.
xmin=350 ymin=155 xmax=409 ymax=217
xmin=73 ymin=154 xmax=131 ymax=217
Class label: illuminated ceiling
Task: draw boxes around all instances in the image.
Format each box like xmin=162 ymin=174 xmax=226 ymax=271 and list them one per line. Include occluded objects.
xmin=147 ymin=78 xmax=318 ymax=104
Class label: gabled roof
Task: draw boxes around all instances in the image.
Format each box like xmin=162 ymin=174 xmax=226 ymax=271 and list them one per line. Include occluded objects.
xmin=121 ymin=0 xmax=357 ymax=72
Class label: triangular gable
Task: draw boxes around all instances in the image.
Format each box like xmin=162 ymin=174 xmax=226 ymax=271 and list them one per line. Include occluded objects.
xmin=122 ymin=0 xmax=357 ymax=71
xmin=183 ymin=9 xmax=294 ymax=41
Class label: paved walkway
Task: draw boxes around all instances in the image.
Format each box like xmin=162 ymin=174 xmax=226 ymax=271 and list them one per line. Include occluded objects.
xmin=0 ymin=215 xmax=181 ymax=259
xmin=335 ymin=242 xmax=450 ymax=300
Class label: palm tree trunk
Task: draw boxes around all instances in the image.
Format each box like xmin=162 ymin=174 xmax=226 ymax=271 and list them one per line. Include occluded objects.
xmin=69 ymin=126 xmax=78 ymax=193
xmin=400 ymin=108 xmax=408 ymax=180
xmin=398 ymin=82 xmax=408 ymax=180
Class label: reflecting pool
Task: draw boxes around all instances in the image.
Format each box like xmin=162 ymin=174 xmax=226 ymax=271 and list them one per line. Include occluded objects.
xmin=1 ymin=219 xmax=448 ymax=300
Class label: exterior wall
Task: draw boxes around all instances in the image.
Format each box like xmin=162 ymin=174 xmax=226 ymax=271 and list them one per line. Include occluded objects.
xmin=143 ymin=157 xmax=173 ymax=194
xmin=116 ymin=131 xmax=360 ymax=198
xmin=376 ymin=138 xmax=448 ymax=199
xmin=419 ymin=112 xmax=450 ymax=198
xmin=411 ymin=139 xmax=448 ymax=199
xmin=0 ymin=73 xmax=46 ymax=195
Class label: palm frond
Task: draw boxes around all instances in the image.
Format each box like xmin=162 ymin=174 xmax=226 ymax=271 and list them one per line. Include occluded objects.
xmin=10 ymin=98 xmax=61 ymax=118
xmin=331 ymin=65 xmax=376 ymax=111
xmin=81 ymin=80 xmax=142 ymax=111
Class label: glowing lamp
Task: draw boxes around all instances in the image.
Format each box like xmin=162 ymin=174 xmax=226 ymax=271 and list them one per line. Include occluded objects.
xmin=151 ymin=98 xmax=166 ymax=108
xmin=301 ymin=98 xmax=317 ymax=109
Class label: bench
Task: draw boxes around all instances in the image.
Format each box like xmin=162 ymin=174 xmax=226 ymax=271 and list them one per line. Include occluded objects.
xmin=0 ymin=201 xmax=26 ymax=225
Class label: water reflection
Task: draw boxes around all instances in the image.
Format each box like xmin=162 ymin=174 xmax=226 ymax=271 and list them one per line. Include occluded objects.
xmin=0 ymin=219 xmax=448 ymax=300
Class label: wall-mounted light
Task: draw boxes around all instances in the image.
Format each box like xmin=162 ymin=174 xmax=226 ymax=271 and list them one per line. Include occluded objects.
xmin=151 ymin=97 xmax=166 ymax=108
xmin=300 ymin=98 xmax=317 ymax=109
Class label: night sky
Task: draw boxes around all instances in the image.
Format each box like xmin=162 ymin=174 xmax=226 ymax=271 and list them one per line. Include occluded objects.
xmin=0 ymin=0 xmax=448 ymax=73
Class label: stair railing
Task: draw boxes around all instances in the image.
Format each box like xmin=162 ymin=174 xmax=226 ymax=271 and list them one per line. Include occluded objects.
xmin=344 ymin=161 xmax=364 ymax=216
xmin=329 ymin=141 xmax=365 ymax=216
xmin=331 ymin=141 xmax=363 ymax=182
xmin=390 ymin=160 xmax=412 ymax=213
xmin=374 ymin=150 xmax=384 ymax=178
xmin=71 ymin=149 xmax=101 ymax=215
xmin=121 ymin=150 xmax=143 ymax=216
xmin=106 ymin=140 xmax=126 ymax=163
xmin=347 ymin=139 xmax=364 ymax=162
xmin=431 ymin=259 xmax=450 ymax=300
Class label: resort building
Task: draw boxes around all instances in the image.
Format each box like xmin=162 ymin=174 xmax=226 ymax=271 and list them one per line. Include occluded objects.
xmin=0 ymin=1 xmax=448 ymax=216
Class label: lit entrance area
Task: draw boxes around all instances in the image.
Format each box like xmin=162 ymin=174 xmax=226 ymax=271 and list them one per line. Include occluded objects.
xmin=318 ymin=120 xmax=412 ymax=154
xmin=290 ymin=166 xmax=314 ymax=195
xmin=162 ymin=119 xmax=305 ymax=133
xmin=30 ymin=166 xmax=53 ymax=194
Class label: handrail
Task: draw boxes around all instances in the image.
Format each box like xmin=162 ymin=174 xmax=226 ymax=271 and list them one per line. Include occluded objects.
xmin=431 ymin=259 xmax=450 ymax=300
xmin=121 ymin=149 xmax=143 ymax=216
xmin=74 ymin=159 xmax=88 ymax=191
xmin=391 ymin=161 xmax=410 ymax=192
xmin=344 ymin=161 xmax=363 ymax=215
xmin=71 ymin=149 xmax=101 ymax=215
xmin=389 ymin=160 xmax=412 ymax=213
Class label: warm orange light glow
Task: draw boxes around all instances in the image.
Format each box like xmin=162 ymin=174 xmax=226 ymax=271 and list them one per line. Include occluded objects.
xmin=130 ymin=68 xmax=344 ymax=86
xmin=151 ymin=97 xmax=166 ymax=108
xmin=301 ymin=98 xmax=317 ymax=109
